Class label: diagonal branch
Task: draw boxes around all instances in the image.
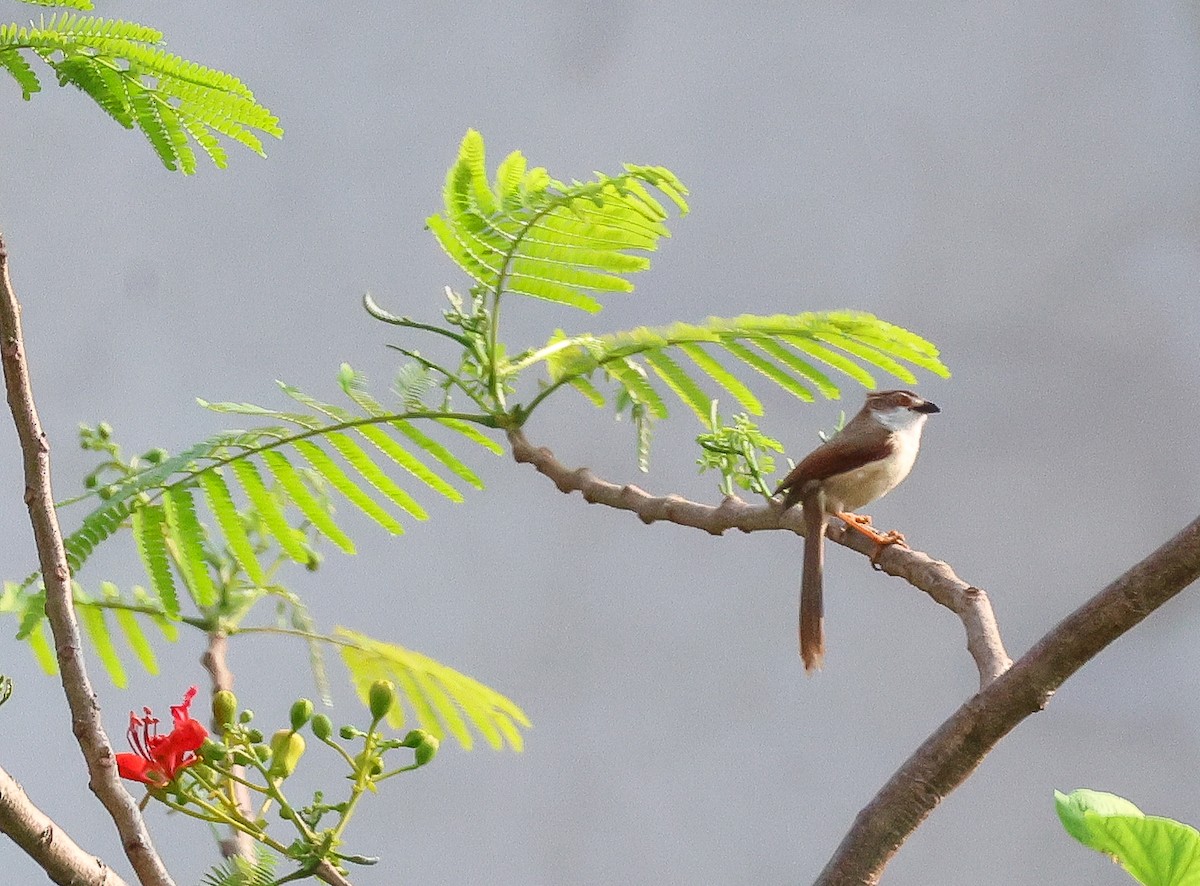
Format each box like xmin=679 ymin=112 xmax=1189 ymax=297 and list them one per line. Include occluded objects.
xmin=0 ymin=763 xmax=129 ymax=886
xmin=815 ymin=512 xmax=1200 ymax=885
xmin=0 ymin=234 xmax=175 ymax=886
xmin=507 ymin=428 xmax=1011 ymax=687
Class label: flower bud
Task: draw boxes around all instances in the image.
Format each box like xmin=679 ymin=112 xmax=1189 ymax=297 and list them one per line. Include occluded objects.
xmin=141 ymin=448 xmax=168 ymax=465
xmin=368 ymin=680 xmax=395 ymax=721
xmin=400 ymin=730 xmax=439 ymax=767
xmin=239 ymin=709 xmax=254 ymax=724
xmin=212 ymin=690 xmax=238 ymax=730
xmin=311 ymin=714 xmax=333 ymax=741
xmin=290 ymin=698 xmax=314 ymax=731
xmin=414 ymin=734 xmax=439 ymax=767
xmin=353 ymin=750 xmax=383 ymax=778
xmin=339 ymin=725 xmax=357 ymax=740
xmin=246 ymin=728 xmax=263 ymax=744
xmin=268 ymin=730 xmax=306 ymax=779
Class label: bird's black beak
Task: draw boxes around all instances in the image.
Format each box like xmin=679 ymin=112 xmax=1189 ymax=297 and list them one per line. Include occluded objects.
xmin=913 ymin=400 xmax=940 ymax=414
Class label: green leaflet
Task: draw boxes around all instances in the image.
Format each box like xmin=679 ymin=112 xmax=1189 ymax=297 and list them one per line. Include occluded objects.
xmin=293 ymin=439 xmax=411 ymax=532
xmin=77 ymin=597 xmax=126 ymax=687
xmin=644 ymin=349 xmax=711 ymax=422
xmin=131 ymin=504 xmax=180 ymax=618
xmin=162 ymin=486 xmax=217 ymax=607
xmin=337 ymin=627 xmax=530 ymax=752
xmin=198 ymin=470 xmax=268 ymax=585
xmin=230 ymin=459 xmax=312 ymax=565
xmin=261 ymin=450 xmax=354 ymax=554
xmin=428 ymin=129 xmax=688 ymax=313
xmin=676 ymin=342 xmax=763 ymax=415
xmin=0 ymin=13 xmax=280 ymax=173
xmin=527 ymin=311 xmax=948 ymax=429
xmin=104 ymin=581 xmax=157 ymax=676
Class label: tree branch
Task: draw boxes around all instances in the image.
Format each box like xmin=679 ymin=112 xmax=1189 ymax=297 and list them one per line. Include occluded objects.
xmin=0 ymin=763 xmax=129 ymax=886
xmin=0 ymin=234 xmax=175 ymax=886
xmin=200 ymin=633 xmax=257 ymax=863
xmin=815 ymin=512 xmax=1200 ymax=885
xmin=507 ymin=428 xmax=1011 ymax=687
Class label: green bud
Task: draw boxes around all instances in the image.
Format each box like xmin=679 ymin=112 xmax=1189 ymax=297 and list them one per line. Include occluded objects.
xmin=246 ymin=728 xmax=263 ymax=744
xmin=268 ymin=730 xmax=306 ymax=779
xmin=199 ymin=739 xmax=227 ymax=764
xmin=97 ymin=422 xmax=113 ymax=439
xmin=290 ymin=698 xmax=314 ymax=731
xmin=414 ymin=734 xmax=439 ymax=767
xmin=339 ymin=725 xmax=357 ymax=740
xmin=368 ymin=680 xmax=395 ymax=721
xmin=239 ymin=709 xmax=254 ymax=724
xmin=253 ymin=744 xmax=271 ymax=762
xmin=141 ymin=448 xmax=168 ymax=465
xmin=212 ymin=690 xmax=238 ymax=730
xmin=353 ymin=750 xmax=383 ymax=778
xmin=311 ymin=714 xmax=333 ymax=741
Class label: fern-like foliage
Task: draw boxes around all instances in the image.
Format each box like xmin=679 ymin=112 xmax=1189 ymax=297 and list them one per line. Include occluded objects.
xmin=427 ymin=129 xmax=688 ymax=314
xmin=337 ymin=628 xmax=530 ymax=752
xmin=0 ymin=11 xmax=281 ymax=172
xmin=39 ymin=368 xmax=500 ymax=605
xmin=506 ymin=311 xmax=949 ymax=465
xmin=200 ymin=847 xmax=277 ymax=886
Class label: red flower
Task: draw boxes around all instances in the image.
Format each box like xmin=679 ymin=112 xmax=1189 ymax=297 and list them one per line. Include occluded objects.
xmin=115 ymin=686 xmax=208 ymax=787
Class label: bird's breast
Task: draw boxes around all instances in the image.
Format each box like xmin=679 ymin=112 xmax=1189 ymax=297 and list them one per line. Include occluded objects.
xmin=821 ymin=427 xmax=921 ymax=512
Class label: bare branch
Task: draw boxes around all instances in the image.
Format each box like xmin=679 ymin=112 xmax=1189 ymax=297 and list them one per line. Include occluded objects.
xmin=0 ymin=234 xmax=175 ymax=886
xmin=815 ymin=512 xmax=1200 ymax=885
xmin=0 ymin=763 xmax=129 ymax=886
xmin=507 ymin=428 xmax=1011 ymax=687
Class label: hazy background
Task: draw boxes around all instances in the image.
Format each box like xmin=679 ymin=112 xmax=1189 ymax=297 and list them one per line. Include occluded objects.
xmin=2 ymin=2 xmax=1198 ymax=883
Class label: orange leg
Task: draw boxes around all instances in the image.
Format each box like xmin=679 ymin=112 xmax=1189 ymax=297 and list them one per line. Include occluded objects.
xmin=835 ymin=512 xmax=908 ymax=568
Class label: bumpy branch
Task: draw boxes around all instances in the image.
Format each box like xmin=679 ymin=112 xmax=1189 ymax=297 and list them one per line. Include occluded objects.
xmin=815 ymin=512 xmax=1200 ymax=885
xmin=507 ymin=428 xmax=1011 ymax=687
xmin=0 ymin=763 xmax=129 ymax=886
xmin=0 ymin=234 xmax=175 ymax=886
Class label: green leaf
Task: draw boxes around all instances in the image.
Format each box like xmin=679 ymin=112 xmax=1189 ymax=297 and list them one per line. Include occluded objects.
xmin=294 ymin=440 xmax=410 ymax=532
xmin=337 ymin=627 xmax=530 ymax=751
xmin=25 ymin=620 xmax=56 ymax=673
xmin=428 ymin=129 xmax=687 ymax=312
xmin=230 ymin=459 xmax=312 ymax=565
xmin=0 ymin=49 xmax=40 ymax=99
xmin=644 ymin=349 xmax=711 ymax=422
xmin=198 ymin=470 xmax=267 ymax=585
xmin=1056 ymin=789 xmax=1200 ymax=886
xmin=104 ymin=581 xmax=158 ymax=675
xmin=162 ymin=487 xmax=217 ymax=607
xmin=131 ymin=504 xmax=180 ymax=618
xmin=261 ymin=450 xmax=354 ymax=554
xmin=676 ymin=342 xmax=762 ymax=414
xmin=77 ymin=593 xmax=126 ymax=687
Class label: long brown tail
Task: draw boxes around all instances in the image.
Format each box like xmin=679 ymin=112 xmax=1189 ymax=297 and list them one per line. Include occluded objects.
xmin=801 ymin=495 xmax=827 ymax=673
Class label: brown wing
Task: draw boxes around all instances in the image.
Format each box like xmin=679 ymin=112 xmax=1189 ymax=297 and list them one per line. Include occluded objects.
xmin=775 ymin=435 xmax=895 ymax=510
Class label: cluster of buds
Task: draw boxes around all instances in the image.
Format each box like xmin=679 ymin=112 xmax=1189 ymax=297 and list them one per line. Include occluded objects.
xmin=117 ymin=683 xmax=438 ymax=876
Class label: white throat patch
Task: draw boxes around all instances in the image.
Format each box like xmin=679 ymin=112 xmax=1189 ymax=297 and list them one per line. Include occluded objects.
xmin=871 ymin=406 xmax=927 ymax=433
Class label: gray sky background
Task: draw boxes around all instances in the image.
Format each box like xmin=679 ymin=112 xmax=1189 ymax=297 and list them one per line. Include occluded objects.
xmin=1 ymin=2 xmax=1199 ymax=884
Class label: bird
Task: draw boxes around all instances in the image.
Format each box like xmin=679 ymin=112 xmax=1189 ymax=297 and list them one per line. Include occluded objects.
xmin=774 ymin=389 xmax=939 ymax=672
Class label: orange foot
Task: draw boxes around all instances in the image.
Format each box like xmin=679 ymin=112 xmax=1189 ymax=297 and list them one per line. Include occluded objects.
xmin=835 ymin=512 xmax=908 ymax=570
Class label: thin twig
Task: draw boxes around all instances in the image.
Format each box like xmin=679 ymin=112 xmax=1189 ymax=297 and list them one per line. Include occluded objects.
xmin=0 ymin=763 xmax=129 ymax=886
xmin=507 ymin=428 xmax=1011 ymax=687
xmin=815 ymin=513 xmax=1200 ymax=885
xmin=0 ymin=233 xmax=174 ymax=885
